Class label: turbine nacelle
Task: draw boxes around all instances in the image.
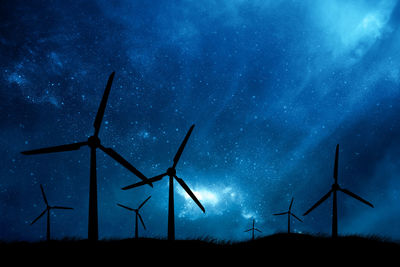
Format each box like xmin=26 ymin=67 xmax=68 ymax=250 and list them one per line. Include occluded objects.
xmin=87 ymin=135 xmax=101 ymax=148
xmin=331 ymin=183 xmax=340 ymax=191
xmin=166 ymin=167 xmax=176 ymax=177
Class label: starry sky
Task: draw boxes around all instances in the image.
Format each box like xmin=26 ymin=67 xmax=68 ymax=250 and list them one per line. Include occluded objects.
xmin=1 ymin=0 xmax=400 ymax=242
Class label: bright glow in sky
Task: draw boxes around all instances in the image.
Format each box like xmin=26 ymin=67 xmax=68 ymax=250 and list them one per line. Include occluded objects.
xmin=179 ymin=187 xmax=219 ymax=206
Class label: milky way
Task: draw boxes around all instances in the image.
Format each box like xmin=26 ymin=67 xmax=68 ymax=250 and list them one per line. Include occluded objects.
xmin=1 ymin=0 xmax=400 ymax=241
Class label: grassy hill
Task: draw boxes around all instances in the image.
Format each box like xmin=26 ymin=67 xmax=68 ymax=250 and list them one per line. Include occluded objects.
xmin=1 ymin=233 xmax=398 ymax=264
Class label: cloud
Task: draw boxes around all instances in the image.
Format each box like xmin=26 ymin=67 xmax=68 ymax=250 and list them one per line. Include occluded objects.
xmin=310 ymin=0 xmax=396 ymax=63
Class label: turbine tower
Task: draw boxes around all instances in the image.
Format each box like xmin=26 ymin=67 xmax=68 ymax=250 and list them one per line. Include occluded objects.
xmin=273 ymin=197 xmax=303 ymax=234
xmin=117 ymin=196 xmax=151 ymax=239
xmin=122 ymin=124 xmax=205 ymax=241
xmin=303 ymin=144 xmax=374 ymax=238
xmin=31 ymin=184 xmax=73 ymax=241
xmin=244 ymin=219 xmax=262 ymax=241
xmin=21 ymin=72 xmax=151 ymax=241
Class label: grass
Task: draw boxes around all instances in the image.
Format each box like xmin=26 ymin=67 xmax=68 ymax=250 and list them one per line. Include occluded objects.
xmin=1 ymin=233 xmax=399 ymax=264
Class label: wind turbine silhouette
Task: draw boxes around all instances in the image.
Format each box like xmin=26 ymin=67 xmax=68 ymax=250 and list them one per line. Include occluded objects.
xmin=273 ymin=197 xmax=303 ymax=234
xmin=31 ymin=184 xmax=73 ymax=241
xmin=244 ymin=219 xmax=262 ymax=241
xmin=303 ymin=144 xmax=374 ymax=238
xmin=117 ymin=196 xmax=151 ymax=239
xmin=21 ymin=72 xmax=151 ymax=241
xmin=122 ymin=124 xmax=205 ymax=241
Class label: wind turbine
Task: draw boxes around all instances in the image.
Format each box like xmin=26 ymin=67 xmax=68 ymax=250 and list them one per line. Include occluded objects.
xmin=21 ymin=72 xmax=151 ymax=241
xmin=273 ymin=197 xmax=303 ymax=234
xmin=122 ymin=124 xmax=205 ymax=241
xmin=117 ymin=196 xmax=151 ymax=239
xmin=31 ymin=184 xmax=73 ymax=241
xmin=303 ymin=144 xmax=374 ymax=238
xmin=244 ymin=219 xmax=262 ymax=241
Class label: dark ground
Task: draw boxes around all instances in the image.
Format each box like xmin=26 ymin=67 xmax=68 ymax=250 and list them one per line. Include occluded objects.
xmin=1 ymin=233 xmax=398 ymax=264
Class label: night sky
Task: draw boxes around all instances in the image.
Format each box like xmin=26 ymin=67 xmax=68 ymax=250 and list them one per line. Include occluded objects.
xmin=1 ymin=0 xmax=400 ymax=242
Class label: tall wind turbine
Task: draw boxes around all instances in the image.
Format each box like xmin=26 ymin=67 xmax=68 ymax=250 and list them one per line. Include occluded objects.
xmin=244 ymin=219 xmax=262 ymax=241
xmin=273 ymin=197 xmax=303 ymax=234
xmin=31 ymin=184 xmax=73 ymax=241
xmin=303 ymin=144 xmax=374 ymax=238
xmin=122 ymin=124 xmax=205 ymax=241
xmin=21 ymin=72 xmax=151 ymax=241
xmin=117 ymin=196 xmax=151 ymax=239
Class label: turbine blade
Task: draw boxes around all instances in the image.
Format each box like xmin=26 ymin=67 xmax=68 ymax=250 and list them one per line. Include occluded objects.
xmin=31 ymin=209 xmax=47 ymax=225
xmin=99 ymin=145 xmax=152 ymax=187
xmin=21 ymin=142 xmax=87 ymax=155
xmin=244 ymin=229 xmax=252 ymax=232
xmin=303 ymin=190 xmax=332 ymax=216
xmin=340 ymin=188 xmax=374 ymax=208
xmin=138 ymin=196 xmax=151 ymax=210
xmin=93 ymin=72 xmax=115 ymax=136
xmin=175 ymin=176 xmax=205 ymax=213
xmin=138 ymin=213 xmax=146 ymax=230
xmin=117 ymin=203 xmax=134 ymax=211
xmin=289 ymin=197 xmax=294 ymax=211
xmin=52 ymin=206 xmax=73 ymax=210
xmin=255 ymin=228 xmax=262 ymax=233
xmin=122 ymin=173 xmax=167 ymax=190
xmin=173 ymin=124 xmax=195 ymax=168
xmin=273 ymin=212 xmax=288 ymax=216
xmin=334 ymin=144 xmax=339 ymax=182
xmin=290 ymin=213 xmax=303 ymax=222
xmin=40 ymin=184 xmax=48 ymax=206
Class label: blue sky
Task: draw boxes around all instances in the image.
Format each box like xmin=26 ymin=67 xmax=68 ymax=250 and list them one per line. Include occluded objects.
xmin=1 ymin=0 xmax=400 ymax=241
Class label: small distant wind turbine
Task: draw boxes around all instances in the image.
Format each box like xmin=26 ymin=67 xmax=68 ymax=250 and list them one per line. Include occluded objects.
xmin=117 ymin=196 xmax=151 ymax=239
xmin=244 ymin=219 xmax=262 ymax=241
xmin=21 ymin=72 xmax=151 ymax=241
xmin=303 ymin=144 xmax=374 ymax=238
xmin=273 ymin=197 xmax=303 ymax=234
xmin=122 ymin=124 xmax=205 ymax=241
xmin=31 ymin=184 xmax=73 ymax=241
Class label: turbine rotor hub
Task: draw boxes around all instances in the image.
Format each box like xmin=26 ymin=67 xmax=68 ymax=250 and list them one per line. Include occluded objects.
xmin=88 ymin=136 xmax=101 ymax=148
xmin=166 ymin=167 xmax=176 ymax=177
xmin=331 ymin=183 xmax=340 ymax=191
